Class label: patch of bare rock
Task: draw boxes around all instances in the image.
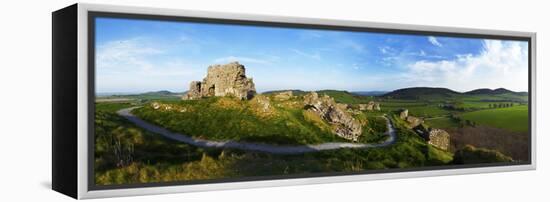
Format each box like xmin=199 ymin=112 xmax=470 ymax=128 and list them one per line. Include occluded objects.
xmin=359 ymin=101 xmax=381 ymax=111
xmin=303 ymin=92 xmax=363 ymax=141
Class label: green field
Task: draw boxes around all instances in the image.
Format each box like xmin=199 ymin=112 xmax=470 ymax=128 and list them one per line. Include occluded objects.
xmin=460 ymin=105 xmax=529 ymax=132
xmin=95 ymin=102 xmax=134 ymax=112
xmin=96 ymin=91 xmax=184 ymax=103
xmin=424 ymin=117 xmax=459 ymax=129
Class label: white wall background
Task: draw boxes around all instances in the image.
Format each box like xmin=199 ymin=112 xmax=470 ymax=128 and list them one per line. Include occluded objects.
xmin=0 ymin=0 xmax=547 ymax=201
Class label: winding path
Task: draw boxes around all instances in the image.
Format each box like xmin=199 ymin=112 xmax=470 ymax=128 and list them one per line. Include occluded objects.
xmin=117 ymin=107 xmax=398 ymax=154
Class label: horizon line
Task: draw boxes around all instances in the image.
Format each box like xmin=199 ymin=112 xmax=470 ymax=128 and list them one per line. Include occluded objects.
xmin=96 ymin=86 xmax=528 ymax=96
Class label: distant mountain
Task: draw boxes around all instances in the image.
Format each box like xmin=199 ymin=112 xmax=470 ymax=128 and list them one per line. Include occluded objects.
xmin=141 ymin=90 xmax=182 ymax=96
xmin=516 ymin=92 xmax=529 ymax=96
xmin=351 ymin=91 xmax=389 ymax=96
xmin=465 ymin=88 xmax=523 ymax=95
xmin=493 ymin=88 xmax=514 ymax=94
xmin=464 ymin=88 xmax=494 ymax=95
xmin=381 ymin=87 xmax=459 ymax=99
xmin=381 ymin=87 xmax=528 ymax=100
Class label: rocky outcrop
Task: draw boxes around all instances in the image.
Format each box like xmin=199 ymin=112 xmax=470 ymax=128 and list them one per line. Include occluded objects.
xmin=251 ymin=95 xmax=272 ymax=114
xmin=182 ymin=62 xmax=256 ymax=100
xmin=399 ymin=109 xmax=423 ymax=128
xmin=150 ymin=102 xmax=189 ymax=113
xmin=303 ymin=92 xmax=363 ymax=141
xmin=374 ymin=103 xmax=381 ymax=111
xmin=274 ymin=91 xmax=295 ymax=101
xmin=359 ymin=101 xmax=381 ymax=111
xmin=336 ymin=103 xmax=351 ymax=110
xmin=399 ymin=109 xmax=409 ymax=119
xmin=406 ymin=116 xmax=423 ymax=128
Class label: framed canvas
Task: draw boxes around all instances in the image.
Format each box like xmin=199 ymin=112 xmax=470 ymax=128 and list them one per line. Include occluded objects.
xmin=52 ymin=3 xmax=536 ymax=199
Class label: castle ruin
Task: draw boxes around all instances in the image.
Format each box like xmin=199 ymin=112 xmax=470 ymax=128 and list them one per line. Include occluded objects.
xmin=182 ymin=62 xmax=256 ymax=100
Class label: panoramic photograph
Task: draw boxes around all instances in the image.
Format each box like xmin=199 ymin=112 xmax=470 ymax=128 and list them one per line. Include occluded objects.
xmin=93 ymin=17 xmax=530 ymax=186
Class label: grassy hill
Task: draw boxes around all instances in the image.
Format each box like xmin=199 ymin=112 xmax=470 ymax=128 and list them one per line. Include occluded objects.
xmin=382 ymin=87 xmax=527 ymax=102
xmin=316 ymin=90 xmax=374 ymax=104
xmin=351 ymin=91 xmax=388 ymax=96
xmin=132 ymin=95 xmax=390 ymax=145
xmin=381 ymin=87 xmax=460 ymax=100
xmin=465 ymin=88 xmax=513 ymax=95
xmin=465 ymin=87 xmax=528 ymax=96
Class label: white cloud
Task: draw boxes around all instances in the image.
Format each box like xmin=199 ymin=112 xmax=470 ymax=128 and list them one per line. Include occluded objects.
xmin=290 ymin=49 xmax=321 ymax=60
xmin=179 ymin=34 xmax=192 ymax=43
xmin=402 ymin=39 xmax=528 ymax=92
xmin=213 ymin=56 xmax=271 ymax=65
xmin=380 ymin=56 xmax=399 ymax=66
xmin=379 ymin=46 xmax=396 ymax=55
xmin=298 ymin=31 xmax=323 ymax=40
xmin=406 ymin=50 xmax=444 ymax=59
xmin=97 ymin=37 xmax=163 ymax=72
xmin=378 ymin=46 xmax=444 ymax=67
xmin=340 ymin=40 xmax=366 ymax=53
xmin=428 ymin=36 xmax=443 ymax=47
xmin=96 ymin=38 xmax=204 ymax=93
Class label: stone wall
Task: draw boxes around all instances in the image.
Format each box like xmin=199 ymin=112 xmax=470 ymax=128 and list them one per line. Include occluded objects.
xmin=427 ymin=129 xmax=450 ymax=150
xmin=412 ymin=123 xmax=450 ymax=150
xmin=182 ymin=62 xmax=256 ymax=100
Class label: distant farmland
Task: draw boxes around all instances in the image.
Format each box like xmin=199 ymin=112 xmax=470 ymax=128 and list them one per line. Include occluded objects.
xmin=461 ymin=105 xmax=529 ymax=132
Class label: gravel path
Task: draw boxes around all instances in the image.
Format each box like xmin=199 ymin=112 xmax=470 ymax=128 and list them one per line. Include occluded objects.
xmin=117 ymin=107 xmax=398 ymax=154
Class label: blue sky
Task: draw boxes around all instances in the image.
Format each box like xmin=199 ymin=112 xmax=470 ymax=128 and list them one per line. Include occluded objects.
xmin=95 ymin=17 xmax=529 ymax=93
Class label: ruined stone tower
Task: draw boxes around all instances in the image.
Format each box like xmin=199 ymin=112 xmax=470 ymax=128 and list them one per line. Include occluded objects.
xmin=182 ymin=62 xmax=256 ymax=100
